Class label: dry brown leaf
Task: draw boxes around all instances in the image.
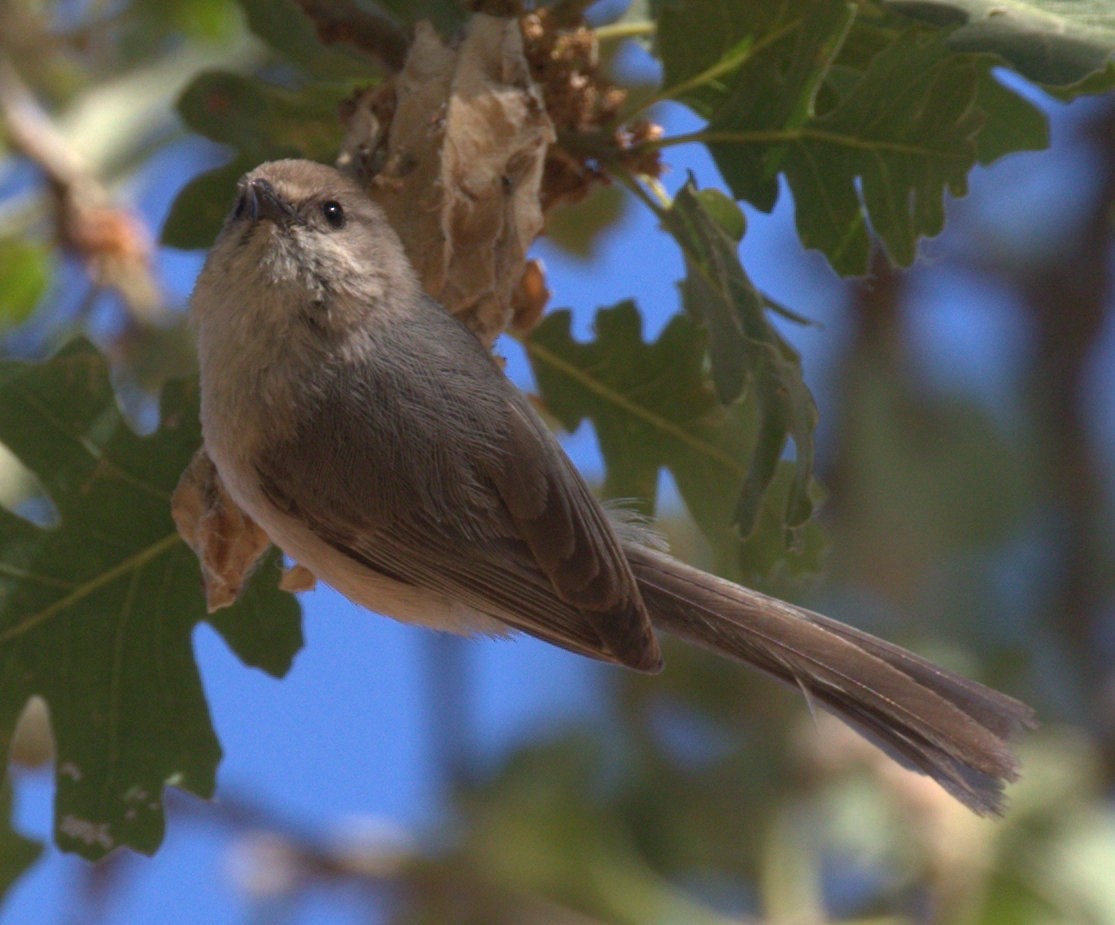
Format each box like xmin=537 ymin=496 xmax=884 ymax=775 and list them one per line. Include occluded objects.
xmin=172 ymin=449 xmax=272 ymax=612
xmin=510 ymin=257 xmax=549 ymax=335
xmin=279 ymin=564 xmax=317 ymax=594
xmin=343 ymin=14 xmax=555 ymax=347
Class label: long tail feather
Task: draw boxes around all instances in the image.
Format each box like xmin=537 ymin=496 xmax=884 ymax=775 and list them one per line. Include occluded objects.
xmin=625 ymin=545 xmax=1036 ymax=815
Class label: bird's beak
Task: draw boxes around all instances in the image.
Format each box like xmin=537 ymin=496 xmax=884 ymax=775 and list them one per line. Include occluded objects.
xmin=245 ymin=178 xmax=298 ymax=226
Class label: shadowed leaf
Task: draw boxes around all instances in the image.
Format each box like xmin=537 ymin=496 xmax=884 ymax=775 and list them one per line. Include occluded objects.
xmin=237 ymin=0 xmax=375 ymax=78
xmin=660 ymin=182 xmax=818 ymax=538
xmin=164 ymin=71 xmax=349 ymax=248
xmin=374 ymin=0 xmax=465 ymax=35
xmin=0 ymin=778 xmax=41 ymax=901
xmin=527 ymin=303 xmax=823 ymax=580
xmin=0 ymin=340 xmax=302 ymax=861
xmin=162 ymin=158 xmax=253 ymax=250
xmin=0 ymin=240 xmax=51 ymax=333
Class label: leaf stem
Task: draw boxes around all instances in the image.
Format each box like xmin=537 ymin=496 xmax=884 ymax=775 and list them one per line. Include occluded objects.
xmin=594 ymin=21 xmax=655 ymax=43
xmin=609 ymin=162 xmax=669 ymax=215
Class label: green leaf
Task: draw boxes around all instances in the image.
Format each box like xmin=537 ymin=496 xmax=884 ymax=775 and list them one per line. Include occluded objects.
xmin=725 ymin=30 xmax=1032 ymax=271
xmin=734 ymin=464 xmax=826 ymax=578
xmin=236 ymin=0 xmax=376 ymax=78
xmin=777 ymin=28 xmax=980 ymax=271
xmin=1043 ymin=57 xmax=1115 ymax=101
xmin=373 ymin=0 xmax=465 ymax=35
xmin=972 ymin=64 xmax=1050 ymax=163
xmin=665 ymin=184 xmax=759 ymax=404
xmin=165 ymin=71 xmax=350 ymax=248
xmin=177 ymin=70 xmax=348 ymax=161
xmin=545 ymin=186 xmax=627 ymax=258
xmin=0 ymin=240 xmax=51 ymax=332
xmin=133 ymin=0 xmax=241 ymax=40
xmin=883 ymin=0 xmax=1115 ymax=89
xmin=709 ymin=18 xmax=963 ymax=271
xmin=655 ymin=0 xmax=813 ymax=121
xmin=527 ymin=303 xmax=822 ymax=579
xmin=162 ymin=158 xmax=251 ymax=250
xmin=660 ymin=181 xmax=818 ymax=538
xmin=691 ymin=185 xmax=746 ymax=242
xmin=653 ymin=0 xmax=1049 ymax=273
xmin=0 ymin=777 xmax=41 ymax=901
xmin=0 ymin=340 xmax=302 ymax=861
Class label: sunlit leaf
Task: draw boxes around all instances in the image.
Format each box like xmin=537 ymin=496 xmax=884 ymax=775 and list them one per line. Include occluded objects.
xmin=0 ymin=240 xmax=51 ymax=332
xmin=884 ymin=0 xmax=1115 ymax=89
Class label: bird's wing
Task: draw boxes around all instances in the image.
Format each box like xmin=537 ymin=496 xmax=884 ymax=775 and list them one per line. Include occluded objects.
xmin=255 ymin=307 xmax=661 ymax=671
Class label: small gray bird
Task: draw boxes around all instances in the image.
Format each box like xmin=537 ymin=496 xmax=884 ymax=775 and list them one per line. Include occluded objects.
xmin=193 ymin=159 xmax=1034 ymax=814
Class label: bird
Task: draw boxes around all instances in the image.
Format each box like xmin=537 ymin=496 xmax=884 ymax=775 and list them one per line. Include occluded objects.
xmin=191 ymin=159 xmax=1035 ymax=815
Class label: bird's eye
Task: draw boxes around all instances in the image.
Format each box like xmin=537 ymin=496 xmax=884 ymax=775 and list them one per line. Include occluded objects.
xmin=321 ymin=200 xmax=345 ymax=228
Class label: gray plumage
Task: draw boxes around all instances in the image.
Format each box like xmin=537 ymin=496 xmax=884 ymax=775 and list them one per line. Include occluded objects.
xmin=193 ymin=159 xmax=1035 ymax=815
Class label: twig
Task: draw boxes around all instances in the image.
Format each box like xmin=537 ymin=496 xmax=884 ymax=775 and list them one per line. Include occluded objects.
xmin=0 ymin=54 xmax=164 ymax=323
xmin=0 ymin=56 xmax=87 ymax=190
xmin=593 ymin=21 xmax=655 ymax=44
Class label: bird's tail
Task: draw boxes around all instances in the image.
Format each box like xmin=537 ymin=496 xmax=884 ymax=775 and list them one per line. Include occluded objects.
xmin=625 ymin=544 xmax=1036 ymax=815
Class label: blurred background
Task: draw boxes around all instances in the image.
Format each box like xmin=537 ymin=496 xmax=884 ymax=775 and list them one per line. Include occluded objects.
xmin=2 ymin=1 xmax=1114 ymax=923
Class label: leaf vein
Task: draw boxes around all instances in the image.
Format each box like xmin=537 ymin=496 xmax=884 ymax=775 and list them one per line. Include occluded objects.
xmin=12 ymin=386 xmax=169 ymax=502
xmin=0 ymin=533 xmax=181 ymax=646
xmin=0 ymin=562 xmax=75 ymax=590
xmin=526 ymin=339 xmax=745 ymax=477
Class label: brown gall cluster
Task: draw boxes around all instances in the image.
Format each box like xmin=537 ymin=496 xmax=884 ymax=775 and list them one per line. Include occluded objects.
xmin=519 ymin=9 xmax=663 ymax=212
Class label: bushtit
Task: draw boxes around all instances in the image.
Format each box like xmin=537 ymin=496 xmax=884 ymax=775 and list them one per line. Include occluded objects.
xmin=193 ymin=159 xmax=1034 ymax=814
